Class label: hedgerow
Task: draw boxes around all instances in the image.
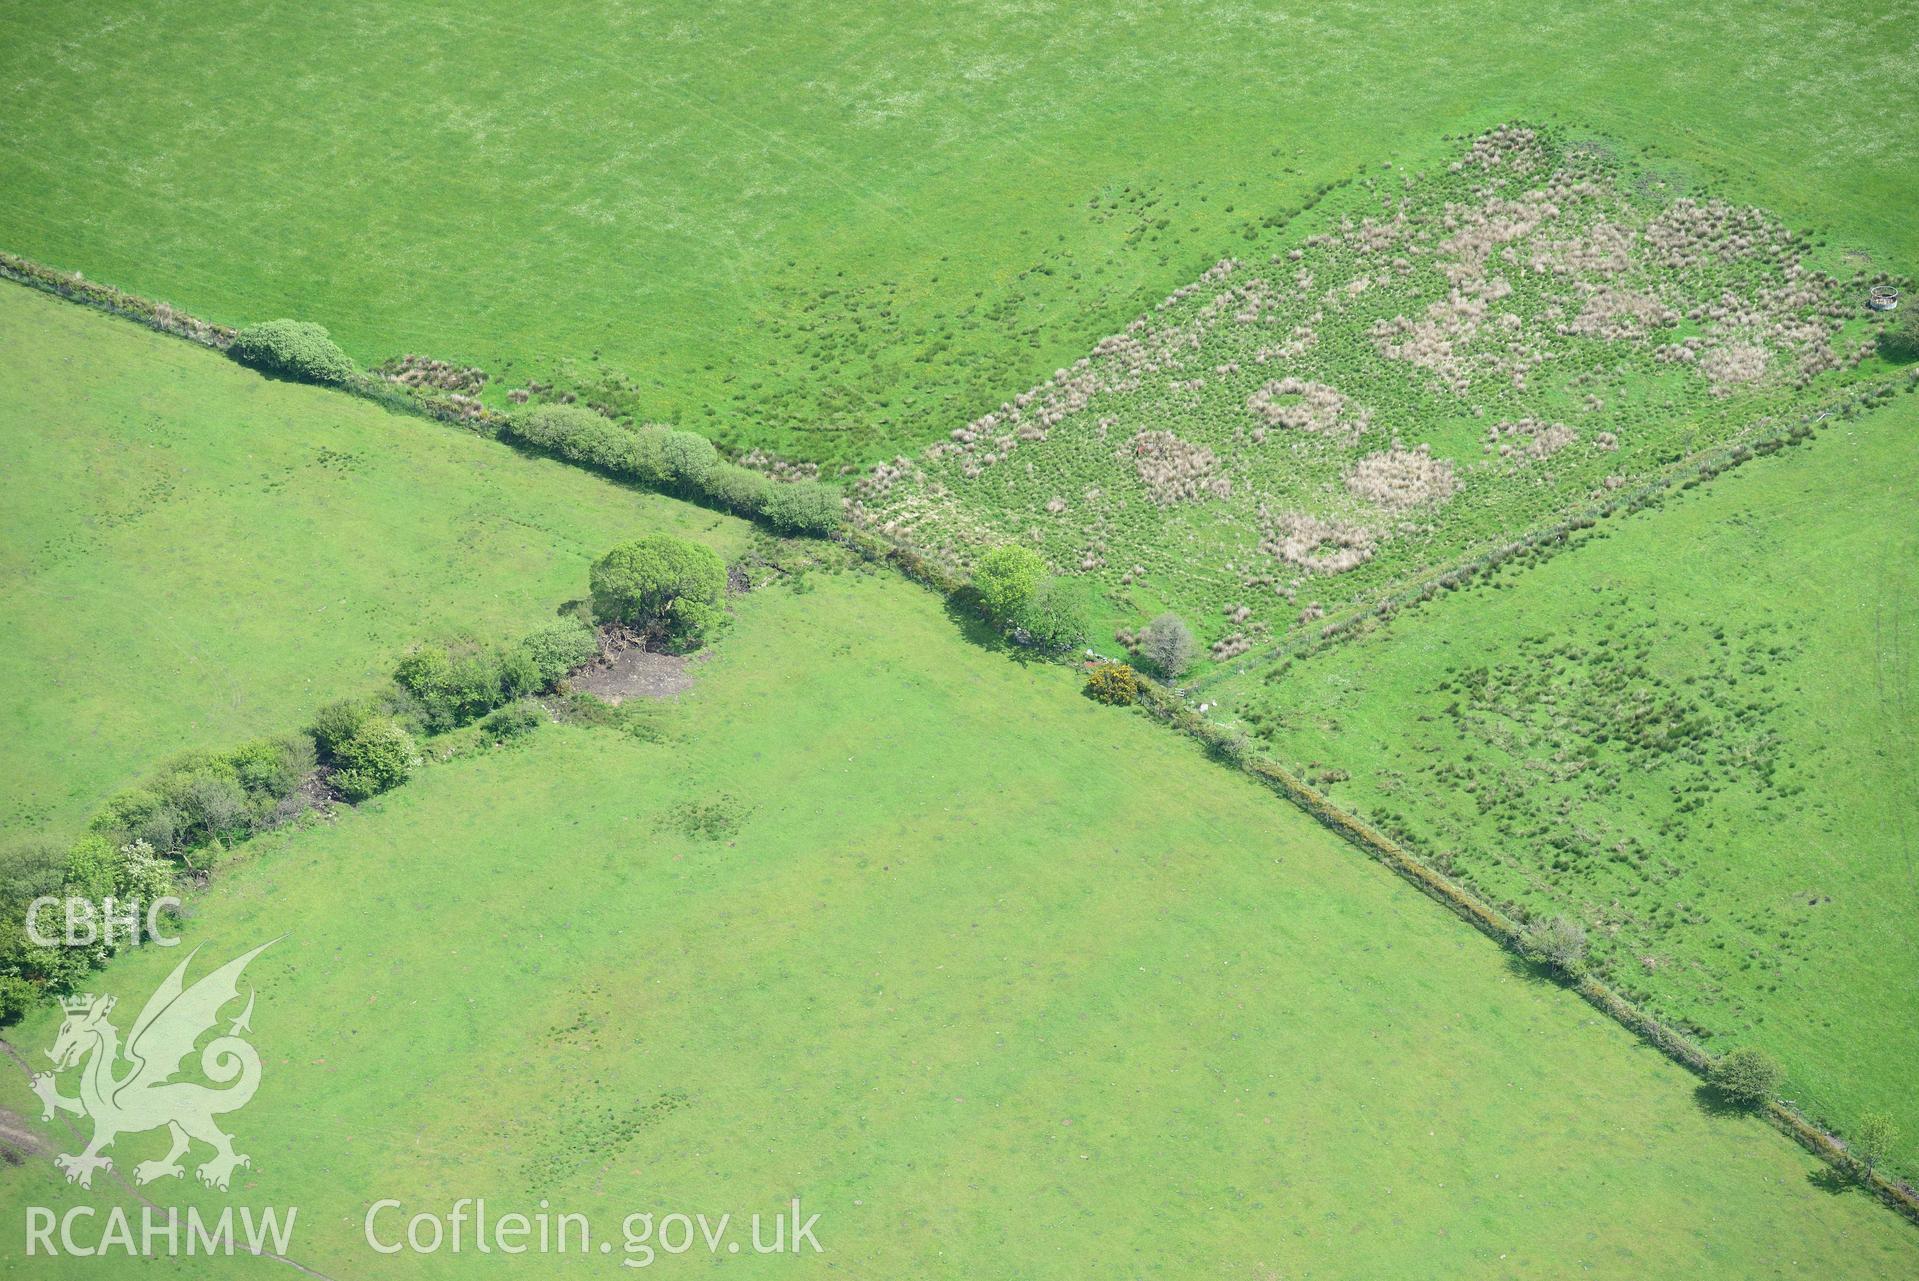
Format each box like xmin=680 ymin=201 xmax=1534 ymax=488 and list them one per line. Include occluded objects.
xmin=229 ymin=319 xmax=359 ymax=386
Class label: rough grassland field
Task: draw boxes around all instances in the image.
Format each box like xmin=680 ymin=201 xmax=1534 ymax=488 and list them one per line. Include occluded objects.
xmin=0 ymin=281 xmax=750 ymax=842
xmin=855 ymin=125 xmax=1903 ymax=664
xmin=3 ymin=573 xmax=1915 ymax=1278
xmin=0 ymin=0 xmax=1914 ymax=459
xmin=1209 ymin=393 xmax=1919 ymax=1175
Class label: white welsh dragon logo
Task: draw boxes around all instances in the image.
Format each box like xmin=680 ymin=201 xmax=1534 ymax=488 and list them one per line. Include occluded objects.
xmin=30 ymin=941 xmax=273 ymax=1191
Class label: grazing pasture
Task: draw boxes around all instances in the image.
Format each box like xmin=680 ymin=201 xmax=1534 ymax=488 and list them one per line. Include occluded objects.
xmin=856 ymin=126 xmax=1902 ymax=663
xmin=1209 ymin=393 xmax=1919 ymax=1178
xmin=0 ymin=282 xmax=749 ymax=842
xmin=0 ymin=0 xmax=1914 ymax=460
xmin=3 ymin=573 xmax=1915 ymax=1278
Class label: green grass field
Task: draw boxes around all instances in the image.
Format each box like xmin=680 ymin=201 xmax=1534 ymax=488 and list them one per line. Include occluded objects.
xmin=1 ymin=0 xmax=1914 ymax=460
xmin=1210 ymin=391 xmax=1919 ymax=1175
xmin=3 ymin=572 xmax=1915 ymax=1277
xmin=0 ymin=281 xmax=750 ymax=842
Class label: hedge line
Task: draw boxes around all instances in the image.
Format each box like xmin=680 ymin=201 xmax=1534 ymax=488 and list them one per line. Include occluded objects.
xmin=0 ymin=615 xmax=613 ymax=1026
xmin=0 ymin=249 xmax=847 ymax=540
xmin=1129 ymin=682 xmax=1919 ymax=1224
xmin=850 ymin=473 xmax=1919 ymax=1223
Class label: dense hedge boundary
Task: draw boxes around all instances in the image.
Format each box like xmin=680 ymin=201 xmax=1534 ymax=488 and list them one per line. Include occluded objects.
xmin=9 ymin=245 xmax=1913 ymax=1222
xmin=1135 ymin=655 xmax=1919 ymax=1223
xmin=0 ymin=251 xmax=846 ymax=540
xmin=847 ymin=466 xmax=1919 ymax=1225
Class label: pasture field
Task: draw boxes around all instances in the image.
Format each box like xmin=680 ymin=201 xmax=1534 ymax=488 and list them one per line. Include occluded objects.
xmin=1 ymin=0 xmax=1915 ymax=460
xmin=1207 ymin=391 xmax=1919 ymax=1176
xmin=3 ymin=572 xmax=1916 ymax=1278
xmin=0 ymin=280 xmax=750 ymax=843
xmin=856 ymin=125 xmax=1904 ymax=665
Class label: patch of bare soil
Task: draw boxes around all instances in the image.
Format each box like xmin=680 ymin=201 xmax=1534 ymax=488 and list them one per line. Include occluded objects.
xmin=571 ymin=627 xmax=697 ymax=703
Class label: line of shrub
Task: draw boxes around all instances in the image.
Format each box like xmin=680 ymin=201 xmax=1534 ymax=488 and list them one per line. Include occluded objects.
xmin=0 ymin=614 xmax=611 ymax=1026
xmin=854 ymin=489 xmax=1919 ymax=1219
xmin=1122 ymin=678 xmax=1919 ymax=1223
xmin=0 ymin=249 xmax=848 ymax=541
xmin=0 ymin=250 xmax=235 ymax=348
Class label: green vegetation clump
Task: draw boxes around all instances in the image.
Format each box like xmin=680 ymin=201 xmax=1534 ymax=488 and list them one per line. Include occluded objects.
xmin=1710 ymin=1047 xmax=1785 ymax=1108
xmin=1085 ymin=662 xmax=1141 ymax=705
xmin=1520 ymin=915 xmax=1589 ymax=975
xmin=1141 ymin=613 xmax=1198 ymax=678
xmin=974 ymin=545 xmax=1047 ymax=624
xmin=321 ymin=709 xmax=418 ymax=802
xmin=759 ymin=478 xmax=843 ymax=534
xmin=1878 ymin=308 xmax=1919 ymax=362
xmin=88 ymin=734 xmax=316 ymax=860
xmin=1020 ymin=578 xmax=1088 ymax=651
xmin=590 ymin=535 xmax=728 ymax=649
xmin=229 ymin=318 xmax=357 ymax=385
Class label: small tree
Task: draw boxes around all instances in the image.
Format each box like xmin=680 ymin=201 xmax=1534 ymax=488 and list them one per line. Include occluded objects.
xmin=974 ymin=546 xmax=1047 ymax=625
xmin=1520 ymin=915 xmax=1588 ymax=974
xmin=229 ymin=320 xmax=357 ymax=385
xmin=1140 ymin=613 xmax=1198 ymax=679
xmin=328 ymin=716 xmax=418 ymax=801
xmin=590 ymin=535 xmax=727 ymax=650
xmin=1708 ymin=1047 xmax=1784 ymax=1108
xmin=1851 ymin=1111 xmax=1899 ymax=1180
xmin=1018 ymin=579 xmax=1088 ymax=651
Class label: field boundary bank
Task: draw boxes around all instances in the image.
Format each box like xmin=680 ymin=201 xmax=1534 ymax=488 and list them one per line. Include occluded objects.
xmin=9 ymin=242 xmax=1916 ymax=1226
xmin=0 ymin=252 xmax=831 ymax=540
xmin=842 ymin=479 xmax=1919 ymax=1224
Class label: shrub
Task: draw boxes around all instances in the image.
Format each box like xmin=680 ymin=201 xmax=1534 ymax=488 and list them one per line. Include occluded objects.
xmin=1019 ymin=578 xmax=1088 ymax=651
xmin=1708 ymin=1046 xmax=1784 ymax=1107
xmin=229 ymin=319 xmax=357 ymax=385
xmin=480 ymin=701 xmax=546 ymax=740
xmin=1520 ymin=914 xmax=1588 ymax=973
xmin=1140 ymin=613 xmax=1198 ymax=678
xmin=89 ymin=735 xmax=315 ymax=858
xmin=1085 ymin=662 xmax=1142 ymax=705
xmin=1850 ymin=1111 xmax=1899 ymax=1178
xmin=760 ymin=480 xmax=843 ymax=535
xmin=505 ymin=406 xmax=671 ymax=487
xmin=313 ymin=698 xmax=377 ymax=760
xmin=0 ymin=840 xmax=67 ymax=908
xmin=328 ymin=716 xmax=418 ymax=801
xmin=517 ymin=618 xmax=600 ymax=688
xmin=1879 ymin=309 xmax=1919 ymax=362
xmin=590 ymin=535 xmax=727 ymax=649
xmin=975 ymin=545 xmax=1047 ymax=624
xmin=661 ymin=430 xmax=720 ymax=488
xmin=705 ymin=462 xmax=774 ymax=515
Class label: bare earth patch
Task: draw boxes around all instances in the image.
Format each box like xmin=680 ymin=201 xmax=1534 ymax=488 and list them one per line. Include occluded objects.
xmin=570 ymin=629 xmax=697 ymax=703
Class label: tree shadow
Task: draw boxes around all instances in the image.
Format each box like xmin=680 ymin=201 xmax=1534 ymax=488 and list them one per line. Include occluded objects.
xmin=1806 ymin=1165 xmax=1857 ymax=1197
xmin=1692 ymin=1082 xmax=1758 ymax=1119
xmin=938 ymin=589 xmax=1049 ymax=666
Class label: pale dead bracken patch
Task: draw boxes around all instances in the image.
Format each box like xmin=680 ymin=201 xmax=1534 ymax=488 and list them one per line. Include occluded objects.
xmin=1344 ymin=446 xmax=1460 ymax=510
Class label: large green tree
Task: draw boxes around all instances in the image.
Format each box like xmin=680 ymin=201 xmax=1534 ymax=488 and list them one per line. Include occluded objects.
xmin=590 ymin=535 xmax=727 ymax=650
